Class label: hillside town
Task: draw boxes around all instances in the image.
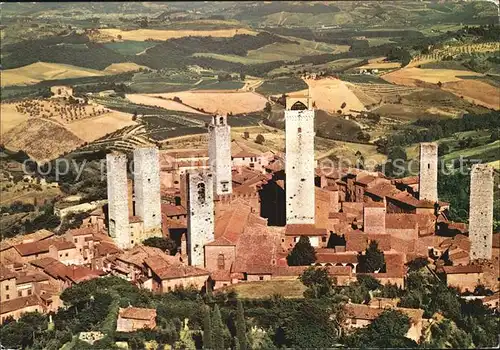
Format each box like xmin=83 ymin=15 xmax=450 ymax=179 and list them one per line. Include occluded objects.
xmin=0 ymin=92 xmax=498 ymax=347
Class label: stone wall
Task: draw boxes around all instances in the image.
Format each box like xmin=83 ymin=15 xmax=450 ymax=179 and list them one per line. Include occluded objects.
xmin=106 ymin=153 xmax=130 ymax=249
xmin=418 ymin=142 xmax=438 ymax=202
xmin=363 ymin=205 xmax=386 ymax=234
xmin=204 ymin=245 xmax=236 ymax=272
xmin=469 ymin=164 xmax=494 ymax=260
xmin=208 ymin=115 xmax=232 ymax=195
xmin=187 ymin=171 xmax=215 ymax=267
xmin=133 ymin=147 xmax=162 ymax=238
xmin=285 ymin=102 xmax=315 ymax=224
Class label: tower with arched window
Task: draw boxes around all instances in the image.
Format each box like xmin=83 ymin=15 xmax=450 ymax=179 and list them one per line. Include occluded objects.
xmin=285 ymin=93 xmax=315 ymax=224
xmin=187 ymin=171 xmax=215 ymax=267
xmin=208 ymin=114 xmax=232 ymax=195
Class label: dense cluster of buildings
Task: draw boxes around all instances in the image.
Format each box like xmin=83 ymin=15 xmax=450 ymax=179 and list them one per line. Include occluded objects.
xmin=1 ymin=93 xmax=497 ymax=339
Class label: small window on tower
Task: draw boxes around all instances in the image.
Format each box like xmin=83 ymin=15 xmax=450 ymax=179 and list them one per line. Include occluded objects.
xmin=428 ymin=164 xmax=430 ymax=169
xmin=298 ymin=127 xmax=302 ymax=133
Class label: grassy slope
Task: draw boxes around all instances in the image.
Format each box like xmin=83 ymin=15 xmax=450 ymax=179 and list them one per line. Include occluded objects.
xmin=226 ymin=280 xmax=306 ymax=299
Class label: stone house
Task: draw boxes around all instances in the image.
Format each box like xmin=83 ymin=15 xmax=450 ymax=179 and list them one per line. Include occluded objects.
xmin=0 ymin=295 xmax=45 ymax=323
xmin=143 ymin=255 xmax=210 ymax=292
xmin=437 ymin=265 xmax=484 ymax=293
xmin=116 ymin=307 xmax=156 ymax=332
xmin=344 ymin=303 xmax=424 ymax=343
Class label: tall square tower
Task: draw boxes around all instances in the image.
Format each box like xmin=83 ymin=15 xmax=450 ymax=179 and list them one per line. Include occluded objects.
xmin=419 ymin=142 xmax=438 ymax=202
xmin=285 ymin=94 xmax=315 ymax=224
xmin=208 ymin=114 xmax=232 ymax=195
xmin=187 ymin=171 xmax=215 ymax=267
xmin=133 ymin=147 xmax=162 ymax=238
xmin=106 ymin=152 xmax=131 ymax=249
xmin=469 ymin=164 xmax=494 ymax=260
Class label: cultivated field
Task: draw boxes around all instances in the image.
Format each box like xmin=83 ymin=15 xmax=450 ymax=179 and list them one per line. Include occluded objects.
xmin=0 ymin=103 xmax=30 ymax=134
xmin=65 ymin=111 xmax=137 ymax=142
xmin=381 ymin=67 xmax=483 ymax=85
xmin=1 ymin=118 xmax=84 ymax=161
xmin=358 ymin=56 xmax=401 ymax=70
xmin=442 ymin=80 xmax=500 ymax=110
xmin=103 ymin=62 xmax=148 ymax=74
xmin=94 ymin=28 xmax=257 ymax=42
xmin=126 ymin=94 xmax=207 ymax=115
xmin=142 ymin=91 xmax=268 ymax=115
xmin=224 ymin=280 xmax=306 ymax=299
xmin=293 ymin=78 xmax=366 ymax=114
xmin=1 ymin=62 xmax=104 ymax=87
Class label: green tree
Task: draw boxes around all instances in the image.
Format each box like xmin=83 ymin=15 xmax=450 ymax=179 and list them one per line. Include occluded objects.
xmin=287 ymin=236 xmax=316 ymax=266
xmin=362 ymin=241 xmax=385 ymax=273
xmin=212 ymin=304 xmax=224 ymax=350
xmin=345 ymin=309 xmax=414 ymax=348
xmin=142 ymin=236 xmax=177 ymax=255
xmin=299 ymin=266 xmax=334 ymax=298
xmin=235 ymin=300 xmax=247 ymax=350
xmin=264 ymin=102 xmax=272 ymax=113
xmin=203 ymin=305 xmax=212 ymax=349
xmin=255 ymin=134 xmax=265 ymax=144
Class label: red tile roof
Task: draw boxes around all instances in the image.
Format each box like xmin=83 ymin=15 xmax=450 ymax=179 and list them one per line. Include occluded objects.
xmin=67 ymin=227 xmax=94 ymax=237
xmin=385 ymin=214 xmax=419 ymax=230
xmin=144 ymin=256 xmax=209 ymax=280
xmin=14 ymin=238 xmax=75 ymax=256
xmin=0 ymin=295 xmax=44 ymax=315
xmin=0 ymin=265 xmax=16 ymax=282
xmin=119 ymin=307 xmax=157 ymax=320
xmin=315 ymin=250 xmax=358 ymax=264
xmin=129 ymin=216 xmax=143 ymax=223
xmin=440 ymin=265 xmax=483 ymax=274
xmin=15 ymin=272 xmax=49 ymax=285
xmin=285 ymin=224 xmax=327 ymax=236
xmin=161 ymin=203 xmax=187 ymax=217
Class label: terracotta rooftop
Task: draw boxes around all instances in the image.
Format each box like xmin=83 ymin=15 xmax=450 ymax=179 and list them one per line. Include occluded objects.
xmin=213 ymin=202 xmax=253 ymax=244
xmin=161 ymin=203 xmax=187 ymax=217
xmin=15 ymin=272 xmax=50 ymax=285
xmin=129 ymin=216 xmax=143 ymax=223
xmin=385 ymin=214 xmax=419 ymax=230
xmin=285 ymin=224 xmax=327 ymax=236
xmin=0 ymin=229 xmax=55 ymax=252
xmin=389 ymin=192 xmax=435 ymax=208
xmin=440 ymin=265 xmax=483 ymax=274
xmin=144 ymin=255 xmax=208 ymax=280
xmin=365 ymin=182 xmax=400 ymax=199
xmin=14 ymin=238 xmax=76 ymax=256
xmin=232 ymin=150 xmax=258 ymax=158
xmin=393 ymin=176 xmax=419 ymax=185
xmin=67 ymin=227 xmax=95 ymax=237
xmin=119 ymin=307 xmax=157 ymax=320
xmin=0 ymin=295 xmax=44 ymax=315
xmin=315 ymin=250 xmax=358 ymax=264
xmin=0 ymin=265 xmax=16 ymax=282
xmin=355 ymin=174 xmax=377 ymax=186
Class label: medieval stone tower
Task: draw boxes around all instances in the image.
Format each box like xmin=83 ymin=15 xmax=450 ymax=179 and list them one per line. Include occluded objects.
xmin=208 ymin=114 xmax=232 ymax=195
xmin=285 ymin=94 xmax=315 ymax=224
xmin=106 ymin=152 xmax=130 ymax=249
xmin=187 ymin=171 xmax=215 ymax=267
xmin=469 ymin=164 xmax=494 ymax=260
xmin=133 ymin=147 xmax=162 ymax=238
xmin=419 ymin=142 xmax=438 ymax=202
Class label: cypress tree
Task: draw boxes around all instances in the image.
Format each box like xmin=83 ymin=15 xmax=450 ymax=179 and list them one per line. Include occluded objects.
xmin=236 ymin=300 xmax=247 ymax=350
xmin=287 ymin=236 xmax=316 ymax=266
xmin=203 ymin=305 xmax=213 ymax=349
xmin=212 ymin=304 xmax=224 ymax=350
